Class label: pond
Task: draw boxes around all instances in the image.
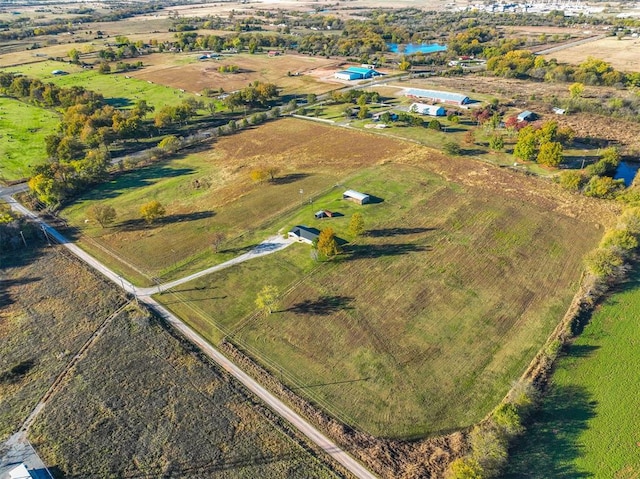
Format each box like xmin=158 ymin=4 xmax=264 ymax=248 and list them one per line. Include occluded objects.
xmin=614 ymin=161 xmax=640 ymax=187
xmin=387 ymin=43 xmax=448 ymax=54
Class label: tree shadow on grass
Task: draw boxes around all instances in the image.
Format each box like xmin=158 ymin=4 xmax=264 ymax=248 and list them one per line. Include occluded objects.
xmin=502 ymin=384 xmax=597 ymax=479
xmin=284 ymin=295 xmax=354 ymax=316
xmin=115 ymin=211 xmax=215 ymax=232
xmin=0 ymin=276 xmax=41 ymax=307
xmin=365 ymin=227 xmax=436 ymax=237
xmin=104 ymin=97 xmax=132 ymax=108
xmin=86 ymin=166 xmax=196 ymax=200
xmin=270 ymin=173 xmax=310 ymax=185
xmin=342 ymin=243 xmax=429 ymax=260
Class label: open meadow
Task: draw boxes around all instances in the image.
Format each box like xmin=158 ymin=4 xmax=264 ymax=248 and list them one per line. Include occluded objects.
xmin=154 ymin=140 xmax=609 ymax=438
xmin=3 ymin=61 xmax=197 ymax=110
xmin=0 ymin=243 xmax=126 ymax=442
xmin=29 ymin=305 xmax=340 ymax=479
xmin=61 ymin=119 xmax=416 ymax=284
xmin=0 ymin=97 xmax=59 ymax=181
xmin=129 ymin=52 xmax=346 ymax=96
xmin=1 ymin=241 xmax=341 ymax=478
xmin=543 ymin=36 xmax=640 ymax=73
xmin=503 ymin=271 xmax=640 ymax=478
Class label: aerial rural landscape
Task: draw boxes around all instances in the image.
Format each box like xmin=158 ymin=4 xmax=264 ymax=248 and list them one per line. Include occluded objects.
xmin=1 ymin=0 xmax=640 ymax=478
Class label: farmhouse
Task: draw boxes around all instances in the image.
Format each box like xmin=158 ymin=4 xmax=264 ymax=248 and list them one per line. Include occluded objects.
xmin=289 ymin=225 xmax=320 ymax=244
xmin=343 ymin=190 xmax=370 ymax=204
xmin=404 ymin=88 xmax=469 ymax=106
xmin=334 ymin=67 xmax=382 ymax=81
xmin=517 ymin=110 xmax=537 ymax=122
xmin=409 ymin=102 xmax=446 ymax=116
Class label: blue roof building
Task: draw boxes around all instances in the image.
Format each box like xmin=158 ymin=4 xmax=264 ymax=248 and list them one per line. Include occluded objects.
xmin=335 ymin=66 xmax=382 ymax=81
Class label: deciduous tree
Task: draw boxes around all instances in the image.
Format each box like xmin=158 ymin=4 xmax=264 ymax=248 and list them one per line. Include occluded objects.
xmin=140 ymin=200 xmax=166 ymax=224
xmin=316 ymin=227 xmax=340 ymax=258
xmin=537 ymin=141 xmax=563 ymax=167
xmin=88 ymin=204 xmax=116 ymax=228
xmin=255 ymin=285 xmax=279 ymax=315
xmin=348 ymin=213 xmax=365 ymax=237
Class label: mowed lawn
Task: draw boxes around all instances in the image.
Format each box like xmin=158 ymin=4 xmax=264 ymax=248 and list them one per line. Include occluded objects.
xmin=503 ymin=273 xmax=640 ymax=478
xmin=61 ymin=119 xmax=415 ymax=284
xmin=0 ymin=96 xmax=59 ymax=181
xmin=161 ymin=161 xmax=602 ymax=439
xmin=4 ymin=60 xmax=196 ymax=110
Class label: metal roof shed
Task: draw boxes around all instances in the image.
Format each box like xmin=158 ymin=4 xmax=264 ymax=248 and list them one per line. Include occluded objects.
xmin=343 ymin=190 xmax=370 ymax=204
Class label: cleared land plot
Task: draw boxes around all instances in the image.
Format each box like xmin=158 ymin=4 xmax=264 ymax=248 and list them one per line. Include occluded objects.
xmin=0 ymin=97 xmax=60 ymax=181
xmin=129 ymin=52 xmax=345 ymax=95
xmin=503 ymin=272 xmax=640 ymax=478
xmin=162 ymin=161 xmax=604 ymax=439
xmin=3 ymin=61 xmax=196 ymax=109
xmin=0 ymin=244 xmax=126 ymax=442
xmin=29 ymin=307 xmax=340 ymax=479
xmin=543 ymin=36 xmax=640 ymax=73
xmin=61 ymin=119 xmax=414 ymax=284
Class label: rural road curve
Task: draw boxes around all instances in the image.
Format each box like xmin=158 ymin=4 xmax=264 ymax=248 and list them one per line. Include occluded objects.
xmin=3 ymin=195 xmax=379 ymax=479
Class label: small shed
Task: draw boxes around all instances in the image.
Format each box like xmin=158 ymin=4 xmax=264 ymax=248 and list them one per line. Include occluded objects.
xmin=9 ymin=464 xmax=34 ymax=479
xmin=314 ymin=210 xmax=334 ymax=219
xmin=552 ymin=107 xmax=566 ymax=115
xmin=288 ymin=225 xmax=320 ymax=244
xmin=372 ymin=110 xmax=398 ymax=121
xmin=343 ymin=190 xmax=370 ymax=205
xmin=268 ymin=50 xmax=281 ymax=57
xmin=51 ymin=70 xmax=68 ymax=76
xmin=517 ymin=110 xmax=537 ymax=122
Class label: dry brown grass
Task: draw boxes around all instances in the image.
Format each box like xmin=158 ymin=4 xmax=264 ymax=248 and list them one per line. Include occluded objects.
xmin=129 ymin=53 xmax=345 ymax=95
xmin=543 ymin=36 xmax=640 ymax=73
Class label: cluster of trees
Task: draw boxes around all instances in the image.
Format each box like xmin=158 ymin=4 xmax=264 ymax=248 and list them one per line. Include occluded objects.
xmin=558 ymin=147 xmax=624 ymax=198
xmin=154 ymin=99 xmax=200 ymax=129
xmin=218 ymin=64 xmax=239 ymax=73
xmin=513 ymin=120 xmax=569 ymax=167
xmin=488 ymin=51 xmax=640 ymax=88
xmin=0 ymin=72 xmax=103 ymax=109
xmin=223 ymin=81 xmax=279 ymax=110
xmin=447 ymin=381 xmax=537 ymax=479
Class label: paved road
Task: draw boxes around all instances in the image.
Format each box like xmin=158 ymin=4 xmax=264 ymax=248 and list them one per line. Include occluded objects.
xmin=0 ymin=183 xmax=28 ymax=197
xmin=0 ymin=432 xmax=53 ymax=479
xmin=535 ymin=34 xmax=607 ymax=55
xmin=3 ymin=195 xmax=378 ymax=479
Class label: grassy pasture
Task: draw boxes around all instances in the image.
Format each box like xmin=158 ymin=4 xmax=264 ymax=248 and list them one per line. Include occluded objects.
xmin=0 ymin=244 xmax=126 ymax=442
xmin=0 ymin=96 xmax=59 ymax=181
xmin=503 ymin=272 xmax=640 ymax=478
xmin=3 ymin=61 xmax=197 ymax=110
xmin=161 ymin=161 xmax=602 ymax=438
xmin=543 ymin=36 xmax=640 ymax=73
xmin=61 ymin=119 xmax=414 ymax=284
xmin=129 ymin=52 xmax=345 ymax=96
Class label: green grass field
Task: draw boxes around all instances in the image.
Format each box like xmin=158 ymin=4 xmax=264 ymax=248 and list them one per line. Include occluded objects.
xmin=4 ymin=60 xmax=196 ymax=110
xmin=0 ymin=96 xmax=60 ymax=181
xmin=159 ymin=162 xmax=601 ymax=439
xmin=503 ymin=272 xmax=640 ymax=478
xmin=60 ymin=119 xmax=415 ymax=285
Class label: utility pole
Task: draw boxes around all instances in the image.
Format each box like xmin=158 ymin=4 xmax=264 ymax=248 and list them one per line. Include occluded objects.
xmin=41 ymin=225 xmax=51 ymax=246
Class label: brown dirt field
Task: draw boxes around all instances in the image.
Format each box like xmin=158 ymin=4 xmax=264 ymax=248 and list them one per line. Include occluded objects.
xmin=129 ymin=53 xmax=345 ymax=95
xmin=543 ymin=36 xmax=640 ymax=73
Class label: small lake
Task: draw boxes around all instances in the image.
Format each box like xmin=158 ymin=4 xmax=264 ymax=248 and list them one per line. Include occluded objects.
xmin=387 ymin=43 xmax=447 ymax=54
xmin=614 ymin=161 xmax=640 ymax=187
